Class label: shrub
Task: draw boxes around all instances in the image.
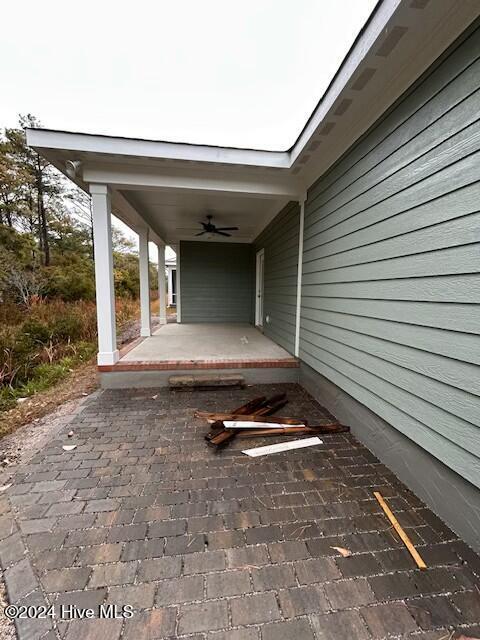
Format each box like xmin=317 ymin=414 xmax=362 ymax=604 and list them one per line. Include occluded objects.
xmin=51 ymin=316 xmax=83 ymax=342
xmin=0 ymin=297 xmax=137 ymax=410
xmin=44 ymin=265 xmax=96 ymax=301
xmin=21 ymin=319 xmax=51 ymax=346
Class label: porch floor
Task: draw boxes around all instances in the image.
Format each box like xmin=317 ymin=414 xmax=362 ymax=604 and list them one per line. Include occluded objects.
xmin=2 ymin=384 xmax=480 ymax=639
xmin=121 ymin=323 xmax=293 ymax=363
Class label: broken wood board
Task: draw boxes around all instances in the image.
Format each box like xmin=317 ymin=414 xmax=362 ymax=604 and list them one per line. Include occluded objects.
xmin=242 ymin=437 xmax=323 ymax=457
xmin=230 ymin=396 xmax=266 ymax=414
xmin=236 ymin=423 xmax=348 ymax=437
xmin=331 ymin=546 xmax=352 ymax=557
xmin=206 ymin=393 xmax=290 ymax=448
xmin=224 ymin=421 xmax=305 ymax=430
xmin=374 ymin=491 xmax=427 ymax=570
xmin=238 ymin=426 xmax=325 ymax=438
xmin=197 ymin=393 xmax=287 ymax=421
xmin=201 ymin=413 xmax=307 ymax=425
xmin=169 ymin=374 xmax=245 ymax=389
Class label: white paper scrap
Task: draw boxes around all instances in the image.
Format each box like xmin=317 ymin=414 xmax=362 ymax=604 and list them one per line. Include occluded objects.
xmin=242 ymin=437 xmax=323 ymax=457
xmin=224 ymin=421 xmax=304 ymax=430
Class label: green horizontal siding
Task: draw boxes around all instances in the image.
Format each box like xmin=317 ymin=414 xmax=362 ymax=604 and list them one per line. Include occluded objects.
xmin=179 ymin=241 xmax=254 ymax=323
xmin=254 ymin=202 xmax=300 ymax=355
xmin=300 ymin=25 xmax=480 ymax=489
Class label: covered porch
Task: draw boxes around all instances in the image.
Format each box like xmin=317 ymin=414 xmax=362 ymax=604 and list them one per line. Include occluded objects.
xmin=26 ymin=128 xmax=306 ymax=384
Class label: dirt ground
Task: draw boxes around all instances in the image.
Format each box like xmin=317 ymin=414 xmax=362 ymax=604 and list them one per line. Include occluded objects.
xmin=0 ymin=581 xmax=15 ymax=640
xmin=0 ymin=362 xmax=98 ymax=442
xmin=0 ymin=369 xmax=97 ymax=471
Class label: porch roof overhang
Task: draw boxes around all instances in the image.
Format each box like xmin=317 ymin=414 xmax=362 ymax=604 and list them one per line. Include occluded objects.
xmin=26 ymin=0 xmax=479 ymax=245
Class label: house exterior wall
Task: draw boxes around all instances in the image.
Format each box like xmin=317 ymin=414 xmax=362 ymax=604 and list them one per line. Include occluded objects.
xmin=179 ymin=240 xmax=254 ymax=323
xmin=298 ymin=24 xmax=480 ymax=491
xmin=254 ymin=202 xmax=300 ymax=355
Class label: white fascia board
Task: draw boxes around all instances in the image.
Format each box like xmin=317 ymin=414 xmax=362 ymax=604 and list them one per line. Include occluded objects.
xmin=26 ymin=128 xmax=289 ymax=169
xmin=83 ymin=164 xmax=302 ymax=200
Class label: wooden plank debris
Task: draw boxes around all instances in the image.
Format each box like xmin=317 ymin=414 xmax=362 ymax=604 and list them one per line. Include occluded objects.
xmin=242 ymin=437 xmax=323 ymax=457
xmin=198 ymin=392 xmax=348 ymax=450
xmin=237 ymin=425 xmax=344 ymax=438
xmin=199 ymin=413 xmax=307 ymax=425
xmin=374 ymin=491 xmax=427 ymax=570
xmin=169 ymin=374 xmax=245 ymax=389
xmin=230 ymin=396 xmax=267 ymax=414
xmin=206 ymin=393 xmax=289 ymax=447
xmin=331 ymin=546 xmax=352 ymax=557
xmin=224 ymin=421 xmax=305 ymax=430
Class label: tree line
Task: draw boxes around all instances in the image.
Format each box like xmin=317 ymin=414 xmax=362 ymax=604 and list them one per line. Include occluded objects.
xmin=0 ymin=115 xmax=156 ymax=305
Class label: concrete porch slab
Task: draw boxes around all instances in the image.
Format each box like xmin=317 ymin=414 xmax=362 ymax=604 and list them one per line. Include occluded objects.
xmin=98 ymin=324 xmax=299 ymax=387
xmin=121 ymin=323 xmax=293 ymax=362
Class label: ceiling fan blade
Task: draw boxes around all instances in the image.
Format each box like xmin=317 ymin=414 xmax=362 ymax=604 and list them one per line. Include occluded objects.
xmin=199 ymin=222 xmax=209 ymax=229
xmin=214 ymin=230 xmax=231 ymax=237
xmin=215 ymin=227 xmax=239 ymax=231
xmin=195 ymin=231 xmax=207 ymax=236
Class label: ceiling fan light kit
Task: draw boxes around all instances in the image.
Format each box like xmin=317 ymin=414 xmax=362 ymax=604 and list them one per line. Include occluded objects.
xmin=196 ymin=214 xmax=239 ymax=238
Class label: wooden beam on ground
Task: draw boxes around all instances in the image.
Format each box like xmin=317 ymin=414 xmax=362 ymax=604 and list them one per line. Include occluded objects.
xmin=236 ymin=423 xmax=349 ymax=437
xmin=231 ymin=396 xmax=267 ymax=415
xmin=208 ymin=415 xmax=308 ymax=426
xmin=374 ymin=491 xmax=427 ymax=570
xmin=206 ymin=393 xmax=289 ymax=447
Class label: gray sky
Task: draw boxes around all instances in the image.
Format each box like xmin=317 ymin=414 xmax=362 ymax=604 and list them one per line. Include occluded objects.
xmin=2 ymin=0 xmax=376 ymax=150
xmin=2 ymin=0 xmax=376 ymax=258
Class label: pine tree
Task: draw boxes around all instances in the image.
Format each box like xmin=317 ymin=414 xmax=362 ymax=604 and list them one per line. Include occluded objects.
xmin=3 ymin=115 xmax=62 ymax=266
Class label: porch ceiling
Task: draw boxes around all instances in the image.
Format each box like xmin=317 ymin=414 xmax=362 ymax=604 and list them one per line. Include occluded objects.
xmin=123 ymin=189 xmax=282 ymax=244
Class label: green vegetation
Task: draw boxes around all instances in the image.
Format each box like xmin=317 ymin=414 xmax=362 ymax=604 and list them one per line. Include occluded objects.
xmin=0 ymin=116 xmax=156 ymax=416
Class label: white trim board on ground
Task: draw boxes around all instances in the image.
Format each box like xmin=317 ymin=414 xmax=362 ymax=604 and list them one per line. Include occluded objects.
xmin=224 ymin=421 xmax=304 ymax=429
xmin=242 ymin=437 xmax=323 ymax=457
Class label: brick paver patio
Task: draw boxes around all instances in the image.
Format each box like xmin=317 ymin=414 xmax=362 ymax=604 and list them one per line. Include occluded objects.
xmin=1 ymin=383 xmax=479 ymax=639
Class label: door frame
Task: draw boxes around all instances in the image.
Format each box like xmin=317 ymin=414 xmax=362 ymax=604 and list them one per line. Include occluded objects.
xmin=255 ymin=248 xmax=265 ymax=328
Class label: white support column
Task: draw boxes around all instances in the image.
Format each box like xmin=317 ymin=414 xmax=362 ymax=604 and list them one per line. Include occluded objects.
xmin=167 ymin=267 xmax=173 ymax=306
xmin=89 ymin=184 xmax=119 ymax=366
xmin=157 ymin=244 xmax=167 ymax=325
xmin=138 ymin=227 xmax=151 ymax=337
xmin=176 ymin=243 xmax=181 ymax=323
xmin=294 ymin=196 xmax=306 ymax=358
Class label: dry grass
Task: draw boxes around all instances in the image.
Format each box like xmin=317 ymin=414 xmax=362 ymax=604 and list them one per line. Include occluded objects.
xmin=0 ymin=296 xmax=141 ymax=439
xmin=150 ymin=296 xmax=176 ymax=317
xmin=0 ymin=360 xmax=98 ymax=439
